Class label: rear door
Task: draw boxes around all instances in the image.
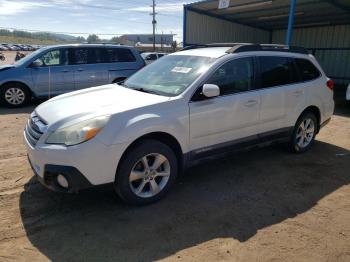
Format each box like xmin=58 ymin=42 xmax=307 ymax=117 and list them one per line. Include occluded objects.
xmin=256 ymin=56 xmax=301 ymax=136
xmin=189 ymin=57 xmax=260 ymax=154
xmin=69 ymin=47 xmax=109 ymax=90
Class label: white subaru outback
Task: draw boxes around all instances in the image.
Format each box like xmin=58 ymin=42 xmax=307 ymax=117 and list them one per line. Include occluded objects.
xmin=24 ymin=44 xmax=334 ymax=205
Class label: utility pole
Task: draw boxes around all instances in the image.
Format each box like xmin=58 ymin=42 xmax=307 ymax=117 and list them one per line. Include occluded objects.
xmin=151 ymin=0 xmax=157 ymax=51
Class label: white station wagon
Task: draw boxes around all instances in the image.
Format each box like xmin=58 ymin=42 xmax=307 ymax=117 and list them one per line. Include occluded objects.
xmin=24 ymin=43 xmax=334 ymax=205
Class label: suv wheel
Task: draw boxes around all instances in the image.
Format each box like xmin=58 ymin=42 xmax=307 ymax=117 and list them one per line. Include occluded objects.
xmin=290 ymin=112 xmax=317 ymax=153
xmin=0 ymin=83 xmax=30 ymax=107
xmin=115 ymin=139 xmax=178 ymax=205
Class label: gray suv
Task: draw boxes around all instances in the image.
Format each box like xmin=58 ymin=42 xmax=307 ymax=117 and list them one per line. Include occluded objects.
xmin=0 ymin=44 xmax=145 ymax=107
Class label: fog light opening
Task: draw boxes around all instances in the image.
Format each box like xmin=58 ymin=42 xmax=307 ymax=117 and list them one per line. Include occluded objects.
xmin=57 ymin=174 xmax=69 ymax=188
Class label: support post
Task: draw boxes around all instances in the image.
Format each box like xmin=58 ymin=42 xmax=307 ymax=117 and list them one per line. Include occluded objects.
xmin=151 ymin=0 xmax=156 ymax=51
xmin=183 ymin=5 xmax=187 ymax=47
xmin=286 ymin=0 xmax=296 ymax=45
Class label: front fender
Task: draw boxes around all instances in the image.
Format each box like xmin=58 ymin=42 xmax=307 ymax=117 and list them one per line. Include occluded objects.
xmin=98 ymin=103 xmax=190 ymax=154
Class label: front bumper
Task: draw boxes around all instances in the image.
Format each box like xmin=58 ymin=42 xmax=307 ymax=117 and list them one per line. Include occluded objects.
xmin=28 ymin=155 xmax=92 ymax=193
xmin=24 ymin=130 xmax=129 ymax=191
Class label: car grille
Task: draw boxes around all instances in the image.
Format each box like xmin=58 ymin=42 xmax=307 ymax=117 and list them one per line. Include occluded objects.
xmin=25 ymin=113 xmax=47 ymax=147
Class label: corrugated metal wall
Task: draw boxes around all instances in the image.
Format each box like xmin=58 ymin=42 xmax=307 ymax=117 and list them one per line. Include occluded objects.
xmin=185 ymin=10 xmax=270 ymax=45
xmin=272 ymin=25 xmax=350 ymax=84
xmin=185 ymin=10 xmax=349 ymax=84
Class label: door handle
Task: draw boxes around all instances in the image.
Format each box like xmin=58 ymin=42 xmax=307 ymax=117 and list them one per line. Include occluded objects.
xmin=293 ymin=90 xmax=303 ymax=96
xmin=77 ymin=68 xmax=84 ymax=72
xmin=61 ymin=69 xmax=69 ymax=72
xmin=244 ymin=100 xmax=258 ymax=107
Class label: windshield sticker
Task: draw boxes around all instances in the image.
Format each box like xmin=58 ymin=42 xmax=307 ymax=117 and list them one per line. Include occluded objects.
xmin=171 ymin=67 xmax=192 ymax=73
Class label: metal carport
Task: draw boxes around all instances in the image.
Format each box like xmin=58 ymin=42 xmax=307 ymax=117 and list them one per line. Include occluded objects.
xmin=183 ymin=0 xmax=350 ymax=83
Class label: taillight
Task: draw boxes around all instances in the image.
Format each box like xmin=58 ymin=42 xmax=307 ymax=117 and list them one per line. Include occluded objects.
xmin=326 ymin=79 xmax=334 ymax=90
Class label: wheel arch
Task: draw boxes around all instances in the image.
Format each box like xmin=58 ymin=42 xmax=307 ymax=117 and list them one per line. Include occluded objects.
xmin=1 ymin=81 xmax=32 ymax=95
xmin=112 ymin=77 xmax=127 ymax=84
xmin=298 ymin=105 xmax=321 ymax=133
xmin=116 ymin=132 xmax=184 ymax=179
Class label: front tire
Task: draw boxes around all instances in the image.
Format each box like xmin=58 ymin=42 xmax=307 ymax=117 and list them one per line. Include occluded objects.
xmin=115 ymin=139 xmax=178 ymax=205
xmin=289 ymin=112 xmax=317 ymax=153
xmin=0 ymin=83 xmax=30 ymax=107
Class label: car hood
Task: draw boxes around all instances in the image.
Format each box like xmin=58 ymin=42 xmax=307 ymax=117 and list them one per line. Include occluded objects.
xmin=0 ymin=65 xmax=15 ymax=72
xmin=35 ymin=84 xmax=170 ymax=127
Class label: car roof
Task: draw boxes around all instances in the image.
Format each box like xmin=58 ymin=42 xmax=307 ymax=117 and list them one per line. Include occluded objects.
xmin=41 ymin=44 xmax=134 ymax=49
xmin=172 ymin=46 xmax=314 ymax=60
xmin=172 ymin=47 xmax=231 ymax=58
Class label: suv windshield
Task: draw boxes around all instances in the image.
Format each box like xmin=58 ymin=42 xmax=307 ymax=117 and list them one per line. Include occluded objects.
xmin=123 ymin=55 xmax=216 ymax=96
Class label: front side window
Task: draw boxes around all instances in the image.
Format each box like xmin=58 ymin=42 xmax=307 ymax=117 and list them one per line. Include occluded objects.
xmin=206 ymin=57 xmax=254 ymax=95
xmin=295 ymin=58 xmax=320 ymax=81
xmin=36 ymin=49 xmax=66 ymax=66
xmin=123 ymin=55 xmax=216 ymax=96
xmin=258 ymin=56 xmax=299 ymax=88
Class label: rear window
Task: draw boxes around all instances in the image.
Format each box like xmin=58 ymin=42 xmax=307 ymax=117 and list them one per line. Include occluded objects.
xmin=295 ymin=58 xmax=321 ymax=81
xmin=258 ymin=56 xmax=299 ymax=88
xmin=104 ymin=48 xmax=136 ymax=63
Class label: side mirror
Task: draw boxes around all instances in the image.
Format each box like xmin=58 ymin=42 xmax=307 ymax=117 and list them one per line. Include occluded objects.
xmin=202 ymin=84 xmax=220 ymax=98
xmin=30 ymin=60 xmax=43 ymax=68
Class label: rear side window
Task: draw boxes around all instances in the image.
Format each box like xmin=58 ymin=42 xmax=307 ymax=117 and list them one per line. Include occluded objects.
xmin=295 ymin=58 xmax=320 ymax=81
xmin=88 ymin=48 xmax=105 ymax=63
xmin=69 ymin=48 xmax=88 ymax=64
xmin=258 ymin=56 xmax=299 ymax=88
xmin=104 ymin=48 xmax=136 ymax=63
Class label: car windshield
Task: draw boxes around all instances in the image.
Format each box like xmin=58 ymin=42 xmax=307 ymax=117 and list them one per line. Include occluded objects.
xmin=140 ymin=53 xmax=151 ymax=59
xmin=123 ymin=55 xmax=216 ymax=96
xmin=13 ymin=48 xmax=46 ymax=66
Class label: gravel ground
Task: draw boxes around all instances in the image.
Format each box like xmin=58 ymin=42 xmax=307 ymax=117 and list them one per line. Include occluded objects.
xmin=0 ymin=51 xmax=31 ymax=65
xmin=0 ymin=102 xmax=349 ymax=262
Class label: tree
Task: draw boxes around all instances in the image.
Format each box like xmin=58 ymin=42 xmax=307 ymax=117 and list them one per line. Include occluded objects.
xmin=87 ymin=34 xmax=99 ymax=43
xmin=76 ymin=36 xmax=85 ymax=43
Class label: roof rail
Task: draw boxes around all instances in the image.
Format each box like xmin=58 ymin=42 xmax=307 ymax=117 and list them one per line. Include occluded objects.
xmin=181 ymin=43 xmax=309 ymax=54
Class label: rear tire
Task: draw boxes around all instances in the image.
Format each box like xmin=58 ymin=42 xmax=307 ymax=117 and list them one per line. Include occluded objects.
xmin=115 ymin=139 xmax=178 ymax=205
xmin=0 ymin=83 xmax=30 ymax=108
xmin=289 ymin=112 xmax=317 ymax=153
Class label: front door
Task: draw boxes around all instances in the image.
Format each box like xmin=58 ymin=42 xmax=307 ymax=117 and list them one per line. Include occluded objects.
xmin=189 ymin=57 xmax=260 ymax=155
xmin=31 ymin=48 xmax=74 ymax=97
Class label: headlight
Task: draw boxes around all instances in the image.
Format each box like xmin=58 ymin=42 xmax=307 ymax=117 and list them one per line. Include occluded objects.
xmin=46 ymin=115 xmax=110 ymax=146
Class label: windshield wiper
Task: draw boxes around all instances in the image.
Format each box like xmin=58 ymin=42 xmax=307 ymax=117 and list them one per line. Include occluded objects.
xmin=132 ymin=87 xmax=160 ymax=95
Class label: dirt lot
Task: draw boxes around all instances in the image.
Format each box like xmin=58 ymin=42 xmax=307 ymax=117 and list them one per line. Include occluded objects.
xmin=0 ymin=101 xmax=349 ymax=261
xmin=0 ymin=51 xmax=32 ymax=65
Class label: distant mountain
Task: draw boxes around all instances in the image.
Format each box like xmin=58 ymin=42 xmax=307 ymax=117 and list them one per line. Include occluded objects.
xmin=0 ymin=29 xmax=84 ymax=43
xmin=34 ymin=32 xmax=78 ymax=41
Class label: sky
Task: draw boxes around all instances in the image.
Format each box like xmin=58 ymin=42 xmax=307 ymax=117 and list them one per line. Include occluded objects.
xmin=0 ymin=0 xmax=194 ymax=42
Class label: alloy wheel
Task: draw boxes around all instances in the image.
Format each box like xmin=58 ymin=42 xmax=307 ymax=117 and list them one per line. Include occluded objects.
xmin=129 ymin=153 xmax=171 ymax=198
xmin=5 ymin=87 xmax=26 ymax=105
xmin=296 ymin=118 xmax=315 ymax=148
